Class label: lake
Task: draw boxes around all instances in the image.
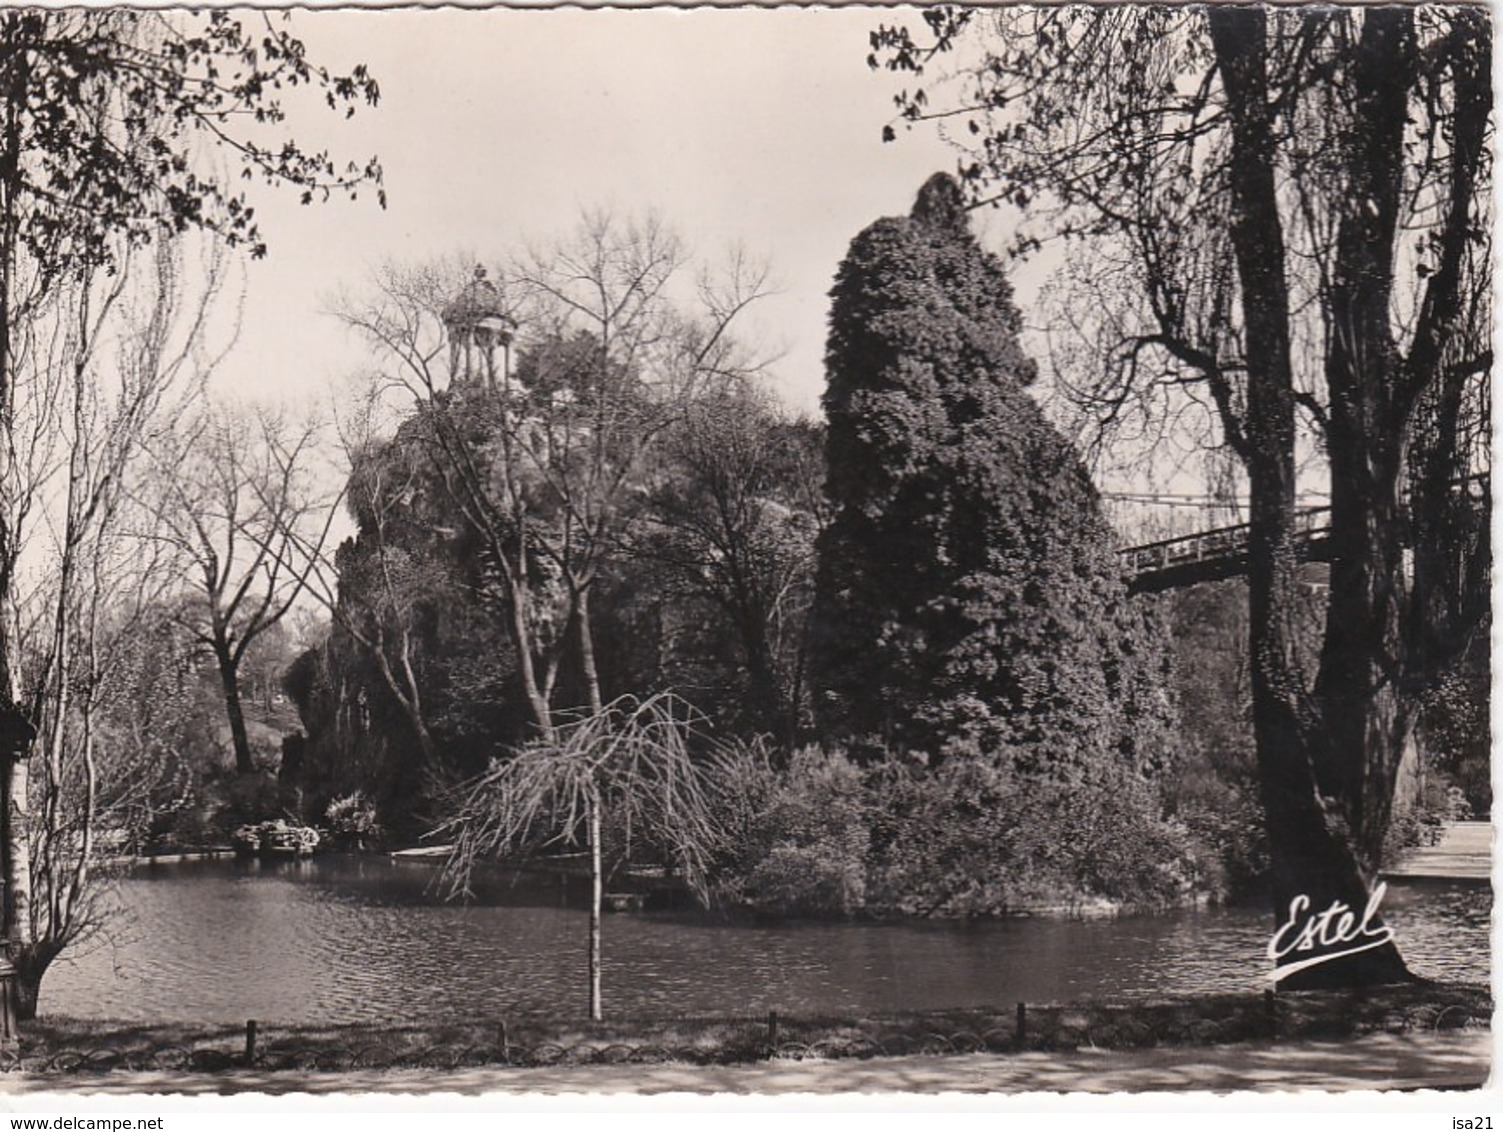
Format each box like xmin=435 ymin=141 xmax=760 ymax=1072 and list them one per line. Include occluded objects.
xmin=41 ymin=857 xmax=1489 ymax=1025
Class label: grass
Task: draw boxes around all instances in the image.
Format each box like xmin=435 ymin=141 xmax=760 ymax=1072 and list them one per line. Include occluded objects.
xmin=11 ymin=981 xmax=1491 ymax=1073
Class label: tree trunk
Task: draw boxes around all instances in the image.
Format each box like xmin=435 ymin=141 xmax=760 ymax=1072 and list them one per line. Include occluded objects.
xmin=1210 ymin=6 xmax=1411 ymax=988
xmin=576 ymin=586 xmax=604 ymax=716
xmin=587 ymin=786 xmax=602 ymax=1022
xmin=0 ymin=18 xmax=31 ymax=1036
xmin=1315 ymin=7 xmax=1415 ymax=870
xmin=10 ymin=940 xmax=58 ymax=1024
xmin=1 ymin=750 xmax=26 ymax=957
xmin=369 ymin=640 xmax=437 ymax=764
xmin=11 ymin=966 xmax=36 ymax=1025
xmin=737 ymin=602 xmax=793 ymax=747
xmin=0 ymin=719 xmax=29 ymax=1039
xmin=575 ymin=592 xmax=605 ymax=1021
xmin=213 ymin=641 xmax=255 ymax=775
xmin=506 ymin=557 xmax=553 ymax=732
xmin=1404 ymin=15 xmax=1491 ymax=671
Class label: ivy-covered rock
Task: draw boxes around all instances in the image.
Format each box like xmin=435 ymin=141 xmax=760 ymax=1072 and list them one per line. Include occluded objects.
xmin=810 ymin=172 xmax=1173 ymax=779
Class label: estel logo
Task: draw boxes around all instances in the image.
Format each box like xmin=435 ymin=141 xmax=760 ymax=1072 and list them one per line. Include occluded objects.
xmin=1267 ymin=882 xmax=1394 ymax=982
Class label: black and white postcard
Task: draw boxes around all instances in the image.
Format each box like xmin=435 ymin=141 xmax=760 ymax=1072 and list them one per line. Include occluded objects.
xmin=0 ymin=3 xmax=1489 ymax=1117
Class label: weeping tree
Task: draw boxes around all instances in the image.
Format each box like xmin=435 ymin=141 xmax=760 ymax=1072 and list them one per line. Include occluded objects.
xmin=872 ymin=5 xmax=1491 ymax=985
xmin=437 ymin=692 xmax=724 ymax=1021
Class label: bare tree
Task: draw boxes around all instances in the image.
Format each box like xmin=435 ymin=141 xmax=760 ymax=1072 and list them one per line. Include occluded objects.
xmin=144 ymin=399 xmax=336 ymax=776
xmin=2 ymin=237 xmax=216 ymax=1017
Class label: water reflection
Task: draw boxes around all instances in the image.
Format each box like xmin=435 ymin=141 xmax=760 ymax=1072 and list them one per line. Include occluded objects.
xmin=44 ymin=858 xmax=1490 ymax=1025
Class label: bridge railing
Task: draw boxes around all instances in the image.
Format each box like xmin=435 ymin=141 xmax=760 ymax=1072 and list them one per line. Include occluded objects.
xmin=1117 ymin=472 xmax=1488 ymax=589
xmin=1119 ymin=506 xmax=1333 ymax=577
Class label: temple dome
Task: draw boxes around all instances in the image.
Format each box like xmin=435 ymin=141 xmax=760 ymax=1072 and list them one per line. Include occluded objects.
xmin=443 ymin=265 xmax=509 ymax=329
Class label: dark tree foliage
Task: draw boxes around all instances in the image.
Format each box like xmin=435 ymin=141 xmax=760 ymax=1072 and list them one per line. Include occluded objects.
xmin=290 ymin=419 xmax=524 ymax=838
xmin=1414 ymin=630 xmax=1491 ymax=818
xmin=296 ymin=329 xmax=755 ymax=834
xmin=1162 ymin=580 xmax=1269 ymax=902
xmin=513 ymin=329 xmax=635 ymax=404
xmin=637 ymin=388 xmax=824 ymax=748
xmin=811 ymin=173 xmax=1169 ymax=775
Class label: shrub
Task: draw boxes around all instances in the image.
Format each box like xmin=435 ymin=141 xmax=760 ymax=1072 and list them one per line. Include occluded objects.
xmin=865 ymin=746 xmax=1198 ymax=915
xmin=712 ymin=745 xmax=870 ymax=916
xmin=1383 ymin=774 xmax=1474 ymax=866
xmin=864 ymin=755 xmax=1032 ymax=915
xmin=324 ymin=790 xmax=383 ymax=847
xmin=746 ymin=844 xmax=866 ymax=917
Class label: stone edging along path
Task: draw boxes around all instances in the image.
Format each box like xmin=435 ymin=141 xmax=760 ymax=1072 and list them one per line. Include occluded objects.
xmin=7 ymin=1030 xmax=1492 ymax=1096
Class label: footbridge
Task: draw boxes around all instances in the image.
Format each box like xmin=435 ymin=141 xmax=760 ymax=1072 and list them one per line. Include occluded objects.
xmin=1115 ymin=474 xmax=1489 ymax=594
xmin=1118 ymin=505 xmax=1331 ymax=594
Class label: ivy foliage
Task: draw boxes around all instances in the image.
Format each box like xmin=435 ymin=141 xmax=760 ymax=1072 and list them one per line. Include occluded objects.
xmin=811 ymin=173 xmax=1170 ymax=775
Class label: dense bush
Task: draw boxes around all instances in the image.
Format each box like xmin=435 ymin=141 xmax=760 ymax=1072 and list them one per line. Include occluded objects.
xmin=286 ymin=407 xmax=527 ymax=840
xmin=864 ymin=748 xmax=1199 ymax=915
xmin=710 ymin=740 xmax=1201 ymax=918
xmin=713 ymin=745 xmax=869 ymax=916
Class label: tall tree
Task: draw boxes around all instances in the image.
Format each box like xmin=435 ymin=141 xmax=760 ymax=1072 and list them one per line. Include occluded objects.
xmin=146 ymin=400 xmax=335 ymax=776
xmin=873 ymin=6 xmax=1491 ymax=985
xmin=810 ymin=173 xmax=1168 ymax=778
xmin=4 ymin=239 xmax=217 ymax=1017
xmin=639 ymin=387 xmax=824 ymax=747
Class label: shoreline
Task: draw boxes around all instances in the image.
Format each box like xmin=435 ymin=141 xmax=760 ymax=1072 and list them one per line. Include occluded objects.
xmin=12 ymin=982 xmax=1490 ymax=1079
xmin=112 ymin=848 xmax=1248 ymax=919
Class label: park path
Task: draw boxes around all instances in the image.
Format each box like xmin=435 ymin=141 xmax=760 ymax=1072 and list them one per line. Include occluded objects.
xmin=4 ymin=1030 xmax=1490 ymax=1096
xmin=1385 ymin=821 xmax=1492 ymax=882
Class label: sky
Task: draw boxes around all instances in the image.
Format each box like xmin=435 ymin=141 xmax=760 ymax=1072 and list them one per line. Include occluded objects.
xmin=216 ymin=6 xmax=978 ymax=418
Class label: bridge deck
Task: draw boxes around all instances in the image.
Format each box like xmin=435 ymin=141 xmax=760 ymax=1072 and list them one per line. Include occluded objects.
xmin=1118 ymin=474 xmax=1488 ymax=592
xmin=1119 ymin=513 xmax=1332 ymax=594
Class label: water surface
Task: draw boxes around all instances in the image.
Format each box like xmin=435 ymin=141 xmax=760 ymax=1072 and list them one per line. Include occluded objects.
xmin=44 ymin=857 xmax=1489 ymax=1024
